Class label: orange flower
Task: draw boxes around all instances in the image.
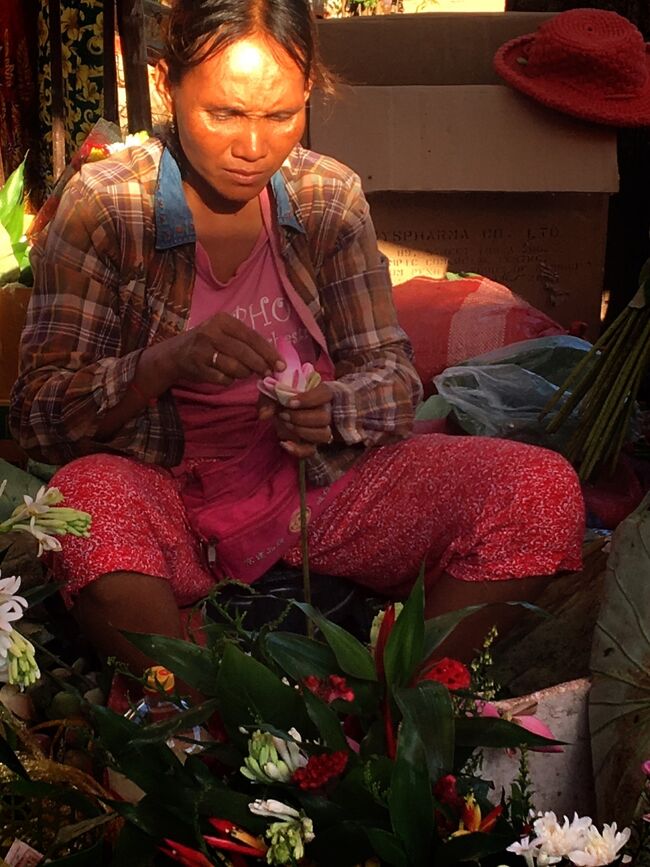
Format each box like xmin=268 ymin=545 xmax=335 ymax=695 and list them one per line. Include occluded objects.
xmin=452 ymin=794 xmax=503 ymax=836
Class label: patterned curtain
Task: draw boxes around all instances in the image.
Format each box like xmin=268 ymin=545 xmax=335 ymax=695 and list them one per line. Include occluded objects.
xmin=37 ymin=0 xmax=105 ymax=196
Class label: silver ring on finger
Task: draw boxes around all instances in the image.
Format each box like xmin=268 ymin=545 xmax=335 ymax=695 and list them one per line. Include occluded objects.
xmin=212 ymin=350 xmax=219 ymax=367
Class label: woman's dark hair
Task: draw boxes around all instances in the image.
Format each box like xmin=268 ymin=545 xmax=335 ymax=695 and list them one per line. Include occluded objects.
xmin=162 ymin=0 xmax=335 ymax=92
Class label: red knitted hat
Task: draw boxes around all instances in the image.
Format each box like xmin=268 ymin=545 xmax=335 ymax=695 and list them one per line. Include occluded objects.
xmin=494 ymin=8 xmax=650 ymax=127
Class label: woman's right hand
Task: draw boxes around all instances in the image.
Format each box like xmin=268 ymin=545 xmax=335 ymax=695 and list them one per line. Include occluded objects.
xmin=163 ymin=312 xmax=286 ymax=388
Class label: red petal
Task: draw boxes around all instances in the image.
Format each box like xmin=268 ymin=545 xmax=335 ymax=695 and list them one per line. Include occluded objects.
xmin=160 ymin=839 xmax=213 ymax=867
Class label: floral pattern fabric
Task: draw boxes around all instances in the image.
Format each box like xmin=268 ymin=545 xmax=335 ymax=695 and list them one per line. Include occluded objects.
xmin=37 ymin=0 xmax=104 ymax=195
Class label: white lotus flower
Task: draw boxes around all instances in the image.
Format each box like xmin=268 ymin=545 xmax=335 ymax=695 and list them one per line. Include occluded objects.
xmin=0 ymin=572 xmax=27 ymax=633
xmin=567 ymin=823 xmax=631 ymax=866
xmin=532 ymin=812 xmax=592 ymax=857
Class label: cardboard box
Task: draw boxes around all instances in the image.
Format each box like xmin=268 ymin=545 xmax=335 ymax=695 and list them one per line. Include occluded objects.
xmin=312 ymin=14 xmax=619 ymax=336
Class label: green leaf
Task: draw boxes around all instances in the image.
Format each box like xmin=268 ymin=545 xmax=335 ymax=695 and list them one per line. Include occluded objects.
xmin=265 ymin=630 xmax=338 ymax=681
xmin=52 ymin=813 xmax=117 ymax=850
xmin=196 ymin=785 xmax=267 ymax=833
xmin=302 ymin=688 xmax=348 ymax=751
xmin=455 ymin=716 xmax=563 ymax=750
xmin=0 ymin=730 xmax=29 ymax=778
xmin=0 ymin=159 xmax=26 ymax=242
xmin=294 ymin=603 xmax=376 ymax=681
xmin=0 ymin=221 xmax=20 ymax=283
xmin=90 ymin=705 xmax=190 ymax=794
xmin=388 ymin=721 xmax=433 ymax=867
xmin=434 ymin=831 xmax=516 ymax=865
xmin=423 ymin=605 xmax=484 ymax=659
xmin=23 ymin=581 xmax=60 ymax=606
xmin=590 ymin=492 xmax=650 ymax=826
xmin=46 ymin=839 xmax=105 ymax=866
xmin=423 ymin=601 xmax=548 ymax=660
xmin=307 ymin=820 xmax=372 ymax=867
xmin=121 ymin=631 xmax=219 ymax=696
xmin=366 ymin=828 xmax=408 ymax=867
xmin=110 ymin=823 xmax=157 ymax=867
xmin=126 ymin=698 xmax=219 ymax=745
xmin=384 ymin=572 xmax=424 ymax=689
xmin=215 ymin=641 xmax=307 ymax=733
xmin=394 ymin=681 xmax=454 ymax=781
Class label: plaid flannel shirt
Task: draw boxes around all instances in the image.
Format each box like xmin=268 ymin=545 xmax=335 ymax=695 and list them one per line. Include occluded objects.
xmin=11 ymin=137 xmax=422 ymax=485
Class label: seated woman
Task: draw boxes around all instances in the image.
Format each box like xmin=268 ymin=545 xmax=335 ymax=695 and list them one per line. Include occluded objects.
xmin=10 ymin=0 xmax=584 ymax=671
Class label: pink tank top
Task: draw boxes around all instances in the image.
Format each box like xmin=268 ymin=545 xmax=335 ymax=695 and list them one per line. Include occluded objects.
xmin=173 ymin=188 xmax=317 ymax=462
xmin=171 ymin=188 xmax=356 ymax=584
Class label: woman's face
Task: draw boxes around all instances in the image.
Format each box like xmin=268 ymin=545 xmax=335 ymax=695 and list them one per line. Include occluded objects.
xmin=156 ymin=34 xmax=309 ymax=206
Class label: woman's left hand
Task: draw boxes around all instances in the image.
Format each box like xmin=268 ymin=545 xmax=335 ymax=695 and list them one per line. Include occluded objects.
xmin=258 ymin=382 xmax=334 ymax=458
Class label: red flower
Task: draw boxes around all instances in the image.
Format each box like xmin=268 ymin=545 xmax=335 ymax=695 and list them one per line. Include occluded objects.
xmin=292 ymin=750 xmax=348 ymax=790
xmin=433 ymin=774 xmax=464 ymax=812
xmin=205 ymin=819 xmax=266 ymax=858
xmin=303 ymin=674 xmax=355 ymax=704
xmin=159 ymin=840 xmax=213 ymax=867
xmin=420 ymin=658 xmax=471 ymax=691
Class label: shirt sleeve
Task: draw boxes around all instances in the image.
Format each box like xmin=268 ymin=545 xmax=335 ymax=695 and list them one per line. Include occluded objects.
xmin=317 ymin=172 xmax=423 ymax=446
xmin=9 ymin=175 xmax=149 ymax=465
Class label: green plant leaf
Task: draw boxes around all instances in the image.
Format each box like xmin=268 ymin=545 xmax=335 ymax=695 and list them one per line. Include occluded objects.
xmin=423 ymin=601 xmax=548 ymax=660
xmin=294 ymin=603 xmax=376 ymax=681
xmin=434 ymin=831 xmax=516 ymax=865
xmin=126 ymin=698 xmax=219 ymax=744
xmin=109 ymin=822 xmax=157 ymax=867
xmin=302 ymin=688 xmax=348 ymax=751
xmin=51 ymin=813 xmax=117 ymax=850
xmin=423 ymin=605 xmax=484 ymax=659
xmin=46 ymin=839 xmax=105 ymax=866
xmin=590 ymin=493 xmax=650 ymax=826
xmin=384 ymin=572 xmax=424 ymax=689
xmin=394 ymin=681 xmax=454 ymax=781
xmin=215 ymin=641 xmax=307 ymax=733
xmin=23 ymin=581 xmax=60 ymax=606
xmin=306 ymin=820 xmax=372 ymax=866
xmin=0 ymin=730 xmax=29 ymax=778
xmin=454 ymin=716 xmax=564 ymax=749
xmin=0 ymin=159 xmax=26 ymax=242
xmin=265 ymin=630 xmax=338 ymax=680
xmin=366 ymin=828 xmax=408 ymax=867
xmin=121 ymin=631 xmax=219 ymax=696
xmin=388 ymin=721 xmax=433 ymax=867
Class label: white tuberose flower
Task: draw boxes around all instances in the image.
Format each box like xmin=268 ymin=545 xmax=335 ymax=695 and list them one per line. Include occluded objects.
xmin=21 ymin=485 xmax=64 ymax=516
xmin=0 ymin=572 xmax=27 ymax=633
xmin=249 ymin=799 xmax=301 ymax=820
xmin=567 ymin=823 xmax=631 ymax=866
xmin=27 ymin=517 xmax=62 ymax=556
xmin=507 ymin=836 xmax=546 ymax=867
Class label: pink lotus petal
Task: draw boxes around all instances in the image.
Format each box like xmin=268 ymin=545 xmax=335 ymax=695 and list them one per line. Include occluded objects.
xmin=277 ymin=337 xmax=301 ymax=386
xmin=513 ymin=714 xmax=563 ymax=753
xmin=641 ymin=760 xmax=650 ymax=777
xmin=477 ymin=701 xmax=500 ymax=719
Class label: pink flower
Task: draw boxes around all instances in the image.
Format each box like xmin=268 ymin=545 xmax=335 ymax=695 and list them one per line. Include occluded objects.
xmin=478 ymin=701 xmax=563 ymax=753
xmin=258 ymin=336 xmax=321 ymax=406
xmin=641 ymin=759 xmax=650 ymax=777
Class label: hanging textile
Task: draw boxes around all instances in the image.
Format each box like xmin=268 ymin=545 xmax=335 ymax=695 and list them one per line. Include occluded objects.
xmin=0 ymin=2 xmax=38 ymax=181
xmin=37 ymin=0 xmax=105 ymax=196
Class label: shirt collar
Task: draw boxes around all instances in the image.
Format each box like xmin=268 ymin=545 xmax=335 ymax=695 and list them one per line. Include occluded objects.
xmin=154 ymin=147 xmax=305 ymax=250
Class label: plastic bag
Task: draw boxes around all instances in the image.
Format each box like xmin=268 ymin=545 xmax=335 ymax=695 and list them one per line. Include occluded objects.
xmin=432 ymin=335 xmax=593 ymax=450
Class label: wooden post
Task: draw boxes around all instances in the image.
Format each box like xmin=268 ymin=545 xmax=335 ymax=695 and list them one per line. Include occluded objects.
xmin=103 ymin=0 xmax=119 ymax=124
xmin=48 ymin=0 xmax=66 ymax=180
xmin=116 ymin=0 xmax=152 ymax=133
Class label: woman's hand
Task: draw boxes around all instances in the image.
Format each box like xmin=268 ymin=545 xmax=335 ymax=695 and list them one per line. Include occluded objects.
xmin=167 ymin=312 xmax=286 ymax=387
xmin=259 ymin=382 xmax=334 ymax=458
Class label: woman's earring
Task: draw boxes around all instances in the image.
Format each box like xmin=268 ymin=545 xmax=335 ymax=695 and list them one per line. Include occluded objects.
xmin=170 ymin=116 xmax=177 ymax=135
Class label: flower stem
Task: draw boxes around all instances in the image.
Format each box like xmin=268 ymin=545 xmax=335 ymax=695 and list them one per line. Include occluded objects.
xmin=298 ymin=459 xmax=313 ymax=639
